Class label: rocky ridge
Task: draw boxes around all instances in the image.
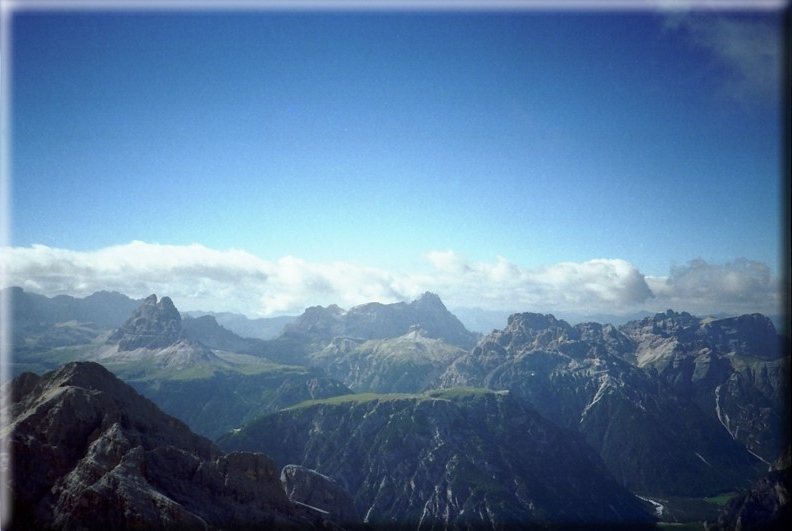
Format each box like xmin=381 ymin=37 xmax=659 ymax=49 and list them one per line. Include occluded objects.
xmin=95 ymin=294 xmax=229 ymax=371
xmin=1 ymin=361 xmax=338 ymax=530
xmin=280 ymin=292 xmax=480 ymax=351
xmin=439 ymin=311 xmax=774 ymax=496
xmin=181 ymin=314 xmax=266 ymax=354
xmin=620 ymin=310 xmax=789 ymax=462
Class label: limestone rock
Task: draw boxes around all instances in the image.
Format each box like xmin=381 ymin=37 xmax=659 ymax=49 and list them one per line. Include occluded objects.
xmin=1 ymin=361 xmax=334 ymax=530
xmin=280 ymin=292 xmax=480 ymax=350
xmin=108 ymin=294 xmax=185 ymax=351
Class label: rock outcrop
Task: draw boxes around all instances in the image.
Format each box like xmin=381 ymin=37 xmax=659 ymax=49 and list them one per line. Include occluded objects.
xmin=97 ymin=294 xmax=227 ymax=371
xmin=1 ymin=361 xmax=335 ymax=530
xmin=439 ymin=312 xmax=770 ymax=497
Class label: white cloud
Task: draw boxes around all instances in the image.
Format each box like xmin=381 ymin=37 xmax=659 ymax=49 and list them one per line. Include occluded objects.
xmin=664 ymin=13 xmax=781 ymax=106
xmin=422 ymin=254 xmax=654 ymax=312
xmin=1 ymin=242 xmax=786 ymax=320
xmin=646 ymin=258 xmax=786 ymax=317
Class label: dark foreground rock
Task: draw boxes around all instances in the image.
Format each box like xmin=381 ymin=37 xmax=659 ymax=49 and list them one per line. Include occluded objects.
xmin=0 ymin=361 xmax=339 ymax=530
xmin=281 ymin=464 xmax=360 ymax=525
xmin=706 ymin=446 xmax=791 ymax=531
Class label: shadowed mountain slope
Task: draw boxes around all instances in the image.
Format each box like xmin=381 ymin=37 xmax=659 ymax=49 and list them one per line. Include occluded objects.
xmin=219 ymin=389 xmax=656 ymax=530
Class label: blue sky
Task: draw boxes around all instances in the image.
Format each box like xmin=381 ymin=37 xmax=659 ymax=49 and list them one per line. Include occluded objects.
xmin=2 ymin=3 xmax=788 ymax=321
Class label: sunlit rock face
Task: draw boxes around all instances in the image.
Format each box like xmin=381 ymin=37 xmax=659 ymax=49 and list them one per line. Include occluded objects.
xmin=1 ymin=362 xmax=331 ymax=530
xmin=438 ymin=311 xmax=776 ymax=496
xmin=97 ymin=294 xmax=227 ymax=371
xmin=620 ymin=311 xmax=789 ymax=463
xmin=108 ymin=294 xmax=185 ymax=351
xmin=219 ymin=389 xmax=655 ymax=529
xmin=280 ymin=291 xmax=481 ymax=350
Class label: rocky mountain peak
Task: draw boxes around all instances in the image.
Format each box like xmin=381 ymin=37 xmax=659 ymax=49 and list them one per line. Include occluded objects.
xmin=647 ymin=309 xmax=699 ymax=334
xmin=496 ymin=312 xmax=576 ymax=351
xmin=506 ymin=312 xmax=569 ymax=331
xmin=696 ymin=313 xmax=780 ymax=359
xmin=282 ymin=294 xmax=479 ymax=349
xmin=281 ymin=304 xmax=346 ymax=343
xmin=108 ymin=294 xmax=185 ymax=351
xmin=2 ymin=361 xmax=332 ymax=529
xmin=409 ymin=291 xmax=446 ymax=311
xmin=28 ymin=359 xmax=128 ymax=397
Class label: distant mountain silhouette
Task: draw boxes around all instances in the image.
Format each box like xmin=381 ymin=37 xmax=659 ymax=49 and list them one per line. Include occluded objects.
xmin=280 ymin=291 xmax=480 ymax=349
xmin=4 ymin=286 xmax=141 ymax=329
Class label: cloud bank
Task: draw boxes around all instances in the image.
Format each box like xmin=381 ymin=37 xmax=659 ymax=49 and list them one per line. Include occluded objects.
xmin=1 ymin=241 xmax=785 ymax=322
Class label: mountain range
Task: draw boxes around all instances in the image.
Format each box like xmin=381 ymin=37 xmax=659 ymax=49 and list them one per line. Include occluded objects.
xmin=1 ymin=287 xmax=789 ymax=529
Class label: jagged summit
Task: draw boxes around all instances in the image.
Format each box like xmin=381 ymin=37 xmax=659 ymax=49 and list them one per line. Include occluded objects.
xmin=506 ymin=312 xmax=570 ymax=330
xmin=98 ymin=294 xmax=227 ymax=371
xmin=281 ymin=293 xmax=480 ymax=349
xmin=107 ymin=294 xmax=184 ymax=350
xmin=409 ymin=291 xmax=447 ymax=310
xmin=1 ymin=361 xmax=330 ymax=529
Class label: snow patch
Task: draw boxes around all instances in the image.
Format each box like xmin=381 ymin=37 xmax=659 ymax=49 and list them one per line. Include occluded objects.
xmin=695 ymin=452 xmax=712 ymax=467
xmin=714 ymin=384 xmax=736 ymax=438
xmin=580 ymin=375 xmax=610 ymax=422
xmin=636 ymin=495 xmax=665 ymax=518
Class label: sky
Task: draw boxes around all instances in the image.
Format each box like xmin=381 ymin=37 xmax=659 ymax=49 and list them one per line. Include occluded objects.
xmin=1 ymin=1 xmax=789 ymax=325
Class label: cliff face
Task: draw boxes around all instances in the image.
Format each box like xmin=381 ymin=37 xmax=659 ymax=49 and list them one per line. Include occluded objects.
xmin=439 ymin=312 xmax=770 ymax=496
xmin=0 ymin=362 xmax=334 ymax=530
xmin=108 ymin=294 xmax=185 ymax=351
xmin=219 ymin=389 xmax=655 ymax=529
xmin=97 ymin=294 xmax=227 ymax=372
